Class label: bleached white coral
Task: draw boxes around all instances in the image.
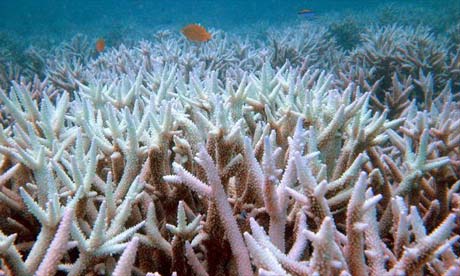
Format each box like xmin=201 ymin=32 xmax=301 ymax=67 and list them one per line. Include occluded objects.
xmin=0 ymin=21 xmax=458 ymax=276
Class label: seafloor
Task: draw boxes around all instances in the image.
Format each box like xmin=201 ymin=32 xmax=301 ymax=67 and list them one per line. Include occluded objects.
xmin=0 ymin=2 xmax=459 ymax=276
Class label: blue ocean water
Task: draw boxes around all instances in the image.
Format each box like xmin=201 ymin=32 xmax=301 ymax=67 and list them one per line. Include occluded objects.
xmin=0 ymin=0 xmax=458 ymax=39
xmin=0 ymin=0 xmax=459 ymax=74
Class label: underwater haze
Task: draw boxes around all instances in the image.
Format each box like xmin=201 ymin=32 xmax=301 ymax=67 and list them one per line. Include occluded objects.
xmin=0 ymin=0 xmax=459 ymax=37
xmin=0 ymin=0 xmax=458 ymax=69
xmin=1 ymin=0 xmax=458 ymax=78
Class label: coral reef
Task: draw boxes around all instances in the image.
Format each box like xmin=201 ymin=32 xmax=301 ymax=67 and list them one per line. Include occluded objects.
xmin=326 ymin=17 xmax=363 ymax=51
xmin=0 ymin=8 xmax=460 ymax=276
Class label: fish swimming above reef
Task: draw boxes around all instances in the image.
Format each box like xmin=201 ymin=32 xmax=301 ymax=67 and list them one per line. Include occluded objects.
xmin=181 ymin=24 xmax=212 ymax=42
xmin=95 ymin=38 xmax=105 ymax=52
xmin=298 ymin=9 xmax=316 ymax=19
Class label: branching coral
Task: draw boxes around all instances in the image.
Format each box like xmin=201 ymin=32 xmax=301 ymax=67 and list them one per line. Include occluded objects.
xmin=0 ymin=19 xmax=459 ymax=276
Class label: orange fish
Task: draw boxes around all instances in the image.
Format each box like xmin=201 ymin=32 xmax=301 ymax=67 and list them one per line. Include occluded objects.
xmin=181 ymin=24 xmax=212 ymax=42
xmin=95 ymin=38 xmax=105 ymax=52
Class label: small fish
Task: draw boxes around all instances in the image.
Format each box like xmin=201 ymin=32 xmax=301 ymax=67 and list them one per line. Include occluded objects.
xmin=95 ymin=38 xmax=105 ymax=52
xmin=181 ymin=24 xmax=212 ymax=42
xmin=298 ymin=9 xmax=316 ymax=18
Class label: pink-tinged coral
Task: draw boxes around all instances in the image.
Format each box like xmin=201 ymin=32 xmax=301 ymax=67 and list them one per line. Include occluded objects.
xmin=0 ymin=19 xmax=459 ymax=276
xmin=113 ymin=237 xmax=140 ymax=276
xmin=35 ymin=208 xmax=74 ymax=276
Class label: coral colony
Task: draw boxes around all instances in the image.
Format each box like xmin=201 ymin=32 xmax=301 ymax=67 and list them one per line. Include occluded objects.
xmin=0 ymin=12 xmax=460 ymax=276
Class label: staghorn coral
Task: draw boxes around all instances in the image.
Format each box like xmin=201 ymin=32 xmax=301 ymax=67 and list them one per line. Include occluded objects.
xmin=0 ymin=21 xmax=459 ymax=276
xmin=349 ymin=24 xmax=460 ymax=99
xmin=266 ymin=23 xmax=340 ymax=69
